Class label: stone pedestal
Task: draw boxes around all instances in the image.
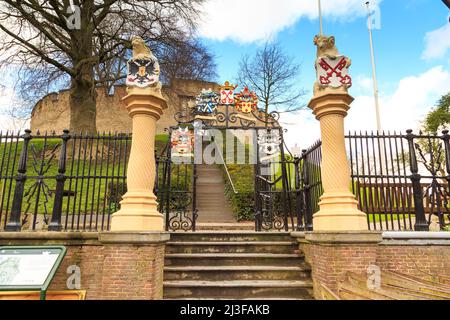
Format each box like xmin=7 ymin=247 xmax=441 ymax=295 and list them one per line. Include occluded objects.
xmin=308 ymin=90 xmax=368 ymax=231
xmin=110 ymin=87 xmax=167 ymax=232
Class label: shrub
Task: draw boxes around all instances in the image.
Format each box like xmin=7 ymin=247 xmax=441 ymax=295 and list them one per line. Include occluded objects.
xmin=106 ymin=181 xmax=127 ymax=209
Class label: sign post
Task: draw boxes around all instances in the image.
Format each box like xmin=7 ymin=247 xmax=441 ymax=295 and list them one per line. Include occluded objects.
xmin=0 ymin=246 xmax=67 ymax=300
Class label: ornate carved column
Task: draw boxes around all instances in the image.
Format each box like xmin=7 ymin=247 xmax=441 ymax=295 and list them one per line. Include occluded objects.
xmin=308 ymin=35 xmax=368 ymax=231
xmin=110 ymin=37 xmax=167 ymax=231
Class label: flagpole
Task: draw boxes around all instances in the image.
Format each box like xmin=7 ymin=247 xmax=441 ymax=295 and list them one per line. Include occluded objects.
xmin=365 ymin=1 xmax=382 ymax=132
xmin=318 ymin=0 xmax=323 ymax=35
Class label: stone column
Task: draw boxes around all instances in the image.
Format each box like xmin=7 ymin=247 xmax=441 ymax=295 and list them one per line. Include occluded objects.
xmin=111 ymin=87 xmax=167 ymax=231
xmin=309 ymin=35 xmax=368 ymax=231
xmin=110 ymin=36 xmax=167 ymax=232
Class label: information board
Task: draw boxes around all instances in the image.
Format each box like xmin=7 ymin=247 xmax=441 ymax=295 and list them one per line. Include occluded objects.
xmin=0 ymin=246 xmax=66 ymax=299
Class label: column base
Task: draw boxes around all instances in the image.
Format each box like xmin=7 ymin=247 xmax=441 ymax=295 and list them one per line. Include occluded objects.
xmin=110 ymin=191 xmax=163 ymax=231
xmin=313 ymin=192 xmax=368 ymax=231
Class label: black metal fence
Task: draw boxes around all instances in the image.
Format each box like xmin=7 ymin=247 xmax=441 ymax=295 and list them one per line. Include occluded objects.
xmin=294 ymin=141 xmax=323 ymax=231
xmin=2 ymin=129 xmax=448 ymax=232
xmin=347 ymin=130 xmax=450 ymax=231
xmin=0 ymin=130 xmax=131 ymax=231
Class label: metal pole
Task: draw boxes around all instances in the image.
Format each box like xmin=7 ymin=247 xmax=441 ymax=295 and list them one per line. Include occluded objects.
xmin=365 ymin=1 xmax=382 ymax=132
xmin=318 ymin=0 xmax=323 ymax=35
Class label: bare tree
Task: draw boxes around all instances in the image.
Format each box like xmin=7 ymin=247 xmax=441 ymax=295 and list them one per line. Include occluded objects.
xmin=158 ymin=39 xmax=217 ymax=85
xmin=0 ymin=0 xmax=206 ymax=134
xmin=236 ymin=42 xmax=305 ymax=122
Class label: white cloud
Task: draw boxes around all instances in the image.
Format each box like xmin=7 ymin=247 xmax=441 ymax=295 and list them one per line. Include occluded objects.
xmin=422 ymin=24 xmax=450 ymax=60
xmin=199 ymin=0 xmax=381 ymax=43
xmin=348 ymin=65 xmax=450 ymax=132
xmin=0 ymin=87 xmax=29 ymax=132
xmin=283 ymin=66 xmax=450 ymax=149
xmin=355 ymin=75 xmax=373 ymax=92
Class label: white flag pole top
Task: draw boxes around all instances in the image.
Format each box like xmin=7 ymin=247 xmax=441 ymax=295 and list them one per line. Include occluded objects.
xmin=318 ymin=0 xmax=323 ymax=35
xmin=365 ymin=1 xmax=382 ymax=132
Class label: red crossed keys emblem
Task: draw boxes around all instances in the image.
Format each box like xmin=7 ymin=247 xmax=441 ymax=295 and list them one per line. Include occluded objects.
xmin=220 ymin=89 xmax=234 ymax=104
xmin=220 ymin=81 xmax=238 ymax=105
xmin=318 ymin=56 xmax=352 ymax=87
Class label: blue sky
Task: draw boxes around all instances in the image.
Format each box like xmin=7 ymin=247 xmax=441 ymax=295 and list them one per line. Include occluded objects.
xmin=197 ymin=0 xmax=450 ymax=147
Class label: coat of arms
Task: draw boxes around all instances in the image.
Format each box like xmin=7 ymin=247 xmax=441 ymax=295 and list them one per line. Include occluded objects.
xmin=195 ymin=89 xmax=219 ymax=114
xmin=126 ymin=37 xmax=160 ymax=88
xmin=171 ymin=127 xmax=194 ymax=158
xmin=257 ymin=129 xmax=281 ymax=157
xmin=126 ymin=59 xmax=159 ymax=87
xmin=219 ymin=81 xmax=238 ymax=105
xmin=235 ymin=87 xmax=258 ymax=113
xmin=315 ymin=55 xmax=352 ymax=88
xmin=235 ymin=87 xmax=258 ymax=114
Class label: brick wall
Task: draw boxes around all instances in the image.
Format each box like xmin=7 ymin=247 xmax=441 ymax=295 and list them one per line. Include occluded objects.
xmin=300 ymin=242 xmax=379 ymax=298
xmin=296 ymin=232 xmax=450 ymax=299
xmin=0 ymin=232 xmax=168 ymax=300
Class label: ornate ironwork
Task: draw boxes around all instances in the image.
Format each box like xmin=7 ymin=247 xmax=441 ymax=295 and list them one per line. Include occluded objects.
xmin=21 ymin=134 xmax=62 ymax=229
xmin=166 ymin=192 xmax=196 ymax=231
xmin=173 ymin=81 xmax=281 ymax=129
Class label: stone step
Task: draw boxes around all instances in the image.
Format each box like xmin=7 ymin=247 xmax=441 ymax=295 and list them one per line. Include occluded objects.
xmin=164 ymin=297 xmax=307 ymax=300
xmin=163 ymin=280 xmax=314 ymax=299
xmin=195 ymin=223 xmax=254 ymax=231
xmin=164 ymin=266 xmax=311 ymax=281
xmin=196 ymin=179 xmax=225 ymax=184
xmin=196 ymin=197 xmax=232 ymax=201
xmin=166 ymin=241 xmax=297 ymax=254
xmin=168 ymin=231 xmax=294 ymax=242
xmin=165 ymin=253 xmax=305 ymax=267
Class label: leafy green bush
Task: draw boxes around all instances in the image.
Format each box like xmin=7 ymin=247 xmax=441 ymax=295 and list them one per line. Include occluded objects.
xmin=223 ymin=163 xmax=255 ymax=221
xmin=106 ymin=181 xmax=127 ymax=209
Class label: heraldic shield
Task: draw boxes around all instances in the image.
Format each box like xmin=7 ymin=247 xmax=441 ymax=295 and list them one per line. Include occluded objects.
xmin=195 ymin=89 xmax=219 ymax=114
xmin=315 ymin=55 xmax=352 ymax=88
xmin=126 ymin=58 xmax=159 ymax=87
xmin=235 ymin=87 xmax=258 ymax=114
xmin=171 ymin=127 xmax=194 ymax=159
xmin=219 ymin=81 xmax=237 ymax=105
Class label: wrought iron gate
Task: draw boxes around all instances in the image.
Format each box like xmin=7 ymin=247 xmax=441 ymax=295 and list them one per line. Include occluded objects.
xmin=158 ymin=82 xmax=310 ymax=232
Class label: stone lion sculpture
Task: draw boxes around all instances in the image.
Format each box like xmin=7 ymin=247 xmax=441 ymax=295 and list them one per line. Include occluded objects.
xmin=131 ymin=36 xmax=160 ymax=76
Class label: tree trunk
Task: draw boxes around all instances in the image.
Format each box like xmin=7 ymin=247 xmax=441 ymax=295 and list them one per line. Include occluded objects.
xmin=69 ymin=73 xmax=97 ymax=135
xmin=68 ymin=0 xmax=97 ymax=135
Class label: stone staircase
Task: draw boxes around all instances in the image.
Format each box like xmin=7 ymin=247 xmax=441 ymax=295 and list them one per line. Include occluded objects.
xmin=163 ymin=232 xmax=314 ymax=300
xmin=196 ymin=164 xmax=235 ymax=223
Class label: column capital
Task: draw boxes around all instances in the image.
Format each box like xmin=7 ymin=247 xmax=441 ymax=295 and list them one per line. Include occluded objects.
xmin=308 ymin=91 xmax=354 ymax=120
xmin=121 ymin=87 xmax=168 ymax=119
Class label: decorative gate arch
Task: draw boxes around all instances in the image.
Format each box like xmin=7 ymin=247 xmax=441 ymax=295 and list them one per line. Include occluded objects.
xmin=156 ymin=82 xmax=296 ymax=232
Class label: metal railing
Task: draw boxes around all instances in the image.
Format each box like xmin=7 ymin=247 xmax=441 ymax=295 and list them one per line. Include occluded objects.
xmin=2 ymin=129 xmax=448 ymax=232
xmin=0 ymin=130 xmax=131 ymax=231
xmin=213 ymin=139 xmax=238 ymax=194
xmin=294 ymin=141 xmax=323 ymax=231
xmin=292 ymin=130 xmax=450 ymax=232
xmin=347 ymin=130 xmax=450 ymax=231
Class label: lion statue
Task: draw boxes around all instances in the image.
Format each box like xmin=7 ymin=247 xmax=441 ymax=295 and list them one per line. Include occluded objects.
xmin=131 ymin=36 xmax=160 ymax=76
